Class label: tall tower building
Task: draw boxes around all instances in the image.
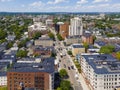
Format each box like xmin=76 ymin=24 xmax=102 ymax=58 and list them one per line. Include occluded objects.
xmin=69 ymin=17 xmax=83 ymax=36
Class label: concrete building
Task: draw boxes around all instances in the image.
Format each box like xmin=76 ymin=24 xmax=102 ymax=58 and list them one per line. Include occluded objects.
xmin=80 ymin=53 xmax=120 ymax=90
xmin=7 ymin=57 xmax=55 ymax=90
xmin=28 ymin=22 xmax=48 ymax=38
xmin=34 ymin=37 xmax=54 ymax=47
xmin=71 ymin=44 xmax=85 ymax=56
xmin=46 ymin=19 xmax=53 ymax=27
xmin=59 ymin=22 xmax=69 ymax=39
xmin=69 ymin=17 xmax=83 ymax=36
xmin=0 ymin=72 xmax=7 ymax=86
xmin=65 ymin=36 xmax=82 ymax=45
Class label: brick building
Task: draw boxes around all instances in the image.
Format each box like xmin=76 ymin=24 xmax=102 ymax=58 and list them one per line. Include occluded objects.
xmin=7 ymin=58 xmax=55 ymax=90
xmin=59 ymin=23 xmax=69 ymax=39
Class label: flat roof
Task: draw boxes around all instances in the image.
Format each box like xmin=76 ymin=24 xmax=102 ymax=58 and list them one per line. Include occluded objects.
xmin=82 ymin=54 xmax=120 ymax=74
xmin=9 ymin=57 xmax=55 ymax=73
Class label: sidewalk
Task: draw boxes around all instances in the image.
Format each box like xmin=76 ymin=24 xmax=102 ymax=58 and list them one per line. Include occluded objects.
xmin=78 ymin=74 xmax=90 ymax=90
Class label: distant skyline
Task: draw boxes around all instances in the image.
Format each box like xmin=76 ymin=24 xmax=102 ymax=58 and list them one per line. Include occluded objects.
xmin=0 ymin=0 xmax=120 ymax=12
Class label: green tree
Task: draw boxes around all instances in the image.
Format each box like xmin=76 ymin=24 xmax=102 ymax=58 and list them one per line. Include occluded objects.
xmin=57 ymin=34 xmax=63 ymax=41
xmin=6 ymin=42 xmax=14 ymax=49
xmin=100 ymin=45 xmax=115 ymax=54
xmin=33 ymin=32 xmax=42 ymax=39
xmin=67 ymin=51 xmax=72 ymax=56
xmin=16 ymin=50 xmax=28 ymax=58
xmin=0 ymin=29 xmax=7 ymax=39
xmin=51 ymin=52 xmax=56 ymax=57
xmin=116 ymin=52 xmax=120 ymax=60
xmin=60 ymin=80 xmax=71 ymax=90
xmin=83 ymin=42 xmax=89 ymax=53
xmin=59 ymin=69 xmax=68 ymax=78
xmin=48 ymin=32 xmax=55 ymax=40
xmin=57 ymin=87 xmax=62 ymax=90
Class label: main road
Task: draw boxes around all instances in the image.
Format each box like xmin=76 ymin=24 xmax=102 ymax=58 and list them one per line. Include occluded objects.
xmin=50 ymin=28 xmax=83 ymax=90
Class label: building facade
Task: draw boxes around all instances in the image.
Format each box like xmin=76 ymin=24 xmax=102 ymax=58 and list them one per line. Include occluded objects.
xmin=7 ymin=58 xmax=55 ymax=90
xmin=59 ymin=23 xmax=69 ymax=39
xmin=0 ymin=72 xmax=7 ymax=86
xmin=80 ymin=53 xmax=120 ymax=90
xmin=69 ymin=17 xmax=83 ymax=36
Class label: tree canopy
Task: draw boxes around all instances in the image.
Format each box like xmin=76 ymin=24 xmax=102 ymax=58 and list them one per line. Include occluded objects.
xmin=59 ymin=69 xmax=68 ymax=78
xmin=100 ymin=45 xmax=115 ymax=54
xmin=116 ymin=52 xmax=120 ymax=60
xmin=60 ymin=80 xmax=71 ymax=90
xmin=16 ymin=50 xmax=28 ymax=58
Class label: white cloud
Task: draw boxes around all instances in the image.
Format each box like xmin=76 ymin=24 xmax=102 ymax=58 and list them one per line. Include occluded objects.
xmin=30 ymin=1 xmax=44 ymax=7
xmin=93 ymin=0 xmax=109 ymax=3
xmin=47 ymin=0 xmax=68 ymax=4
xmin=77 ymin=0 xmax=88 ymax=4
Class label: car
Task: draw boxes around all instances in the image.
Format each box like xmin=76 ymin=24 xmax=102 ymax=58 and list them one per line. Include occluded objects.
xmin=71 ymin=66 xmax=74 ymax=69
xmin=64 ymin=64 xmax=66 ymax=68
xmin=68 ymin=67 xmax=70 ymax=70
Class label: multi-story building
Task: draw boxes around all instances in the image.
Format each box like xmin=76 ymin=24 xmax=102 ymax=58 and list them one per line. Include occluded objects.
xmin=71 ymin=44 xmax=85 ymax=56
xmin=34 ymin=36 xmax=54 ymax=47
xmin=80 ymin=53 xmax=120 ymax=90
xmin=32 ymin=46 xmax=54 ymax=57
xmin=69 ymin=17 xmax=83 ymax=36
xmin=0 ymin=72 xmax=7 ymax=86
xmin=82 ymin=33 xmax=93 ymax=44
xmin=65 ymin=35 xmax=82 ymax=45
xmin=7 ymin=57 xmax=55 ymax=90
xmin=59 ymin=22 xmax=69 ymax=39
xmin=28 ymin=22 xmax=48 ymax=38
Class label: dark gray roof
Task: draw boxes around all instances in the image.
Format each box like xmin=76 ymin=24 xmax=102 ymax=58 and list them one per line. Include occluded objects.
xmin=82 ymin=54 xmax=120 ymax=74
xmin=9 ymin=57 xmax=55 ymax=73
xmin=0 ymin=72 xmax=7 ymax=76
xmin=72 ymin=44 xmax=84 ymax=48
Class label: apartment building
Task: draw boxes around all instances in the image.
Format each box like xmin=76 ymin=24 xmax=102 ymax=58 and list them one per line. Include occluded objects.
xmin=7 ymin=57 xmax=55 ymax=90
xmin=69 ymin=17 xmax=83 ymax=36
xmin=80 ymin=53 xmax=120 ymax=90
xmin=0 ymin=72 xmax=7 ymax=86
xmin=34 ymin=37 xmax=54 ymax=47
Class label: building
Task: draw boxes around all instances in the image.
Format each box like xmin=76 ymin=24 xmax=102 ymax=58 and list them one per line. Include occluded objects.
xmin=46 ymin=19 xmax=53 ymax=27
xmin=28 ymin=22 xmax=48 ymax=38
xmin=80 ymin=53 xmax=120 ymax=90
xmin=7 ymin=57 xmax=55 ymax=90
xmin=54 ymin=22 xmax=64 ymax=33
xmin=82 ymin=33 xmax=93 ymax=44
xmin=59 ymin=22 xmax=69 ymax=39
xmin=71 ymin=44 xmax=85 ymax=56
xmin=65 ymin=35 xmax=82 ymax=45
xmin=0 ymin=72 xmax=7 ymax=86
xmin=32 ymin=46 xmax=54 ymax=57
xmin=69 ymin=17 xmax=83 ymax=36
xmin=34 ymin=36 xmax=54 ymax=47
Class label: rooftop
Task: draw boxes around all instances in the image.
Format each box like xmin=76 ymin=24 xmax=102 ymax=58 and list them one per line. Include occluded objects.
xmin=72 ymin=44 xmax=84 ymax=48
xmin=82 ymin=54 xmax=120 ymax=74
xmin=9 ymin=57 xmax=55 ymax=73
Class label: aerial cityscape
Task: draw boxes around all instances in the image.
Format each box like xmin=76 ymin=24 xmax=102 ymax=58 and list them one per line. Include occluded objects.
xmin=0 ymin=0 xmax=120 ymax=90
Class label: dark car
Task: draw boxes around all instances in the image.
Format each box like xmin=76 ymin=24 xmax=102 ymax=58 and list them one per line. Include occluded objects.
xmin=68 ymin=67 xmax=70 ymax=70
xmin=71 ymin=66 xmax=74 ymax=69
xmin=64 ymin=64 xmax=66 ymax=68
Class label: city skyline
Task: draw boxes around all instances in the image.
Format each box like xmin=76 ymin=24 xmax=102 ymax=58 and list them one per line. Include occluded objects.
xmin=0 ymin=0 xmax=120 ymax=12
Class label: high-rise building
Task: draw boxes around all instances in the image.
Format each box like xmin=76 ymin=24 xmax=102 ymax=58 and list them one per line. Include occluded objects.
xmin=69 ymin=17 xmax=83 ymax=36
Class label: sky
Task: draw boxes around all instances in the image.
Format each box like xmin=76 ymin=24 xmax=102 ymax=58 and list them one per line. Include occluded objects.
xmin=0 ymin=0 xmax=120 ymax=12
